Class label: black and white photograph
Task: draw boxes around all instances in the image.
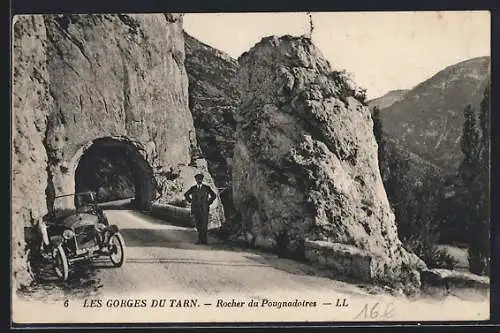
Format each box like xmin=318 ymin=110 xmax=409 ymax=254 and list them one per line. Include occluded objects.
xmin=10 ymin=11 xmax=491 ymax=324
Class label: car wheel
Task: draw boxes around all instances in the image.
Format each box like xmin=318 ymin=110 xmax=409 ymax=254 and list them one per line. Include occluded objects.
xmin=109 ymin=233 xmax=126 ymax=267
xmin=53 ymin=245 xmax=69 ymax=281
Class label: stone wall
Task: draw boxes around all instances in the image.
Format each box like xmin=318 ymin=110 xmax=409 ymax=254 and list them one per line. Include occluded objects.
xmin=304 ymin=240 xmax=380 ymax=283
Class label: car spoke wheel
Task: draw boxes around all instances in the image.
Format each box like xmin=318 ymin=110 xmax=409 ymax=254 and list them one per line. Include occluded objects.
xmin=109 ymin=233 xmax=126 ymax=267
xmin=53 ymin=245 xmax=69 ymax=281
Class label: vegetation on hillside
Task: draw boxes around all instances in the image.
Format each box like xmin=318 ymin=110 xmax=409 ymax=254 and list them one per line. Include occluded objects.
xmin=372 ymin=83 xmax=490 ymax=275
xmin=458 ymin=85 xmax=490 ymax=275
xmin=373 ymin=107 xmax=457 ymax=270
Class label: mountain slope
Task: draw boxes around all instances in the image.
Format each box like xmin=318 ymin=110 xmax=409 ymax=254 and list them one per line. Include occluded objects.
xmin=379 ymin=56 xmax=490 ymax=174
xmin=368 ymin=89 xmax=408 ymax=110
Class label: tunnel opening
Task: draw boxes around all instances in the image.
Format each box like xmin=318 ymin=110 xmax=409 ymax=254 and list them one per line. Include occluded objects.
xmin=74 ymin=137 xmax=156 ymax=210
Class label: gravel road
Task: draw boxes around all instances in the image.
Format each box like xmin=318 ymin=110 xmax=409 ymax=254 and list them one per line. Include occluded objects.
xmin=94 ymin=209 xmax=372 ymax=297
xmin=14 ymin=209 xmax=489 ymax=323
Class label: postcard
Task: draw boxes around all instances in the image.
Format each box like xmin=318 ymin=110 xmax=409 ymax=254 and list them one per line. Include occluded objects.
xmin=11 ymin=11 xmax=491 ymax=325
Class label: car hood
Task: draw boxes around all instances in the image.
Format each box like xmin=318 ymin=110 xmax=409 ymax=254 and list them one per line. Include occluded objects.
xmin=60 ymin=213 xmax=99 ymax=230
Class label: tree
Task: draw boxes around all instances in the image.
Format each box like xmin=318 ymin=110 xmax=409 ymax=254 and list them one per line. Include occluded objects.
xmin=459 ymin=105 xmax=481 ymax=184
xmin=459 ymin=86 xmax=490 ymax=275
xmin=371 ymin=109 xmax=453 ymax=268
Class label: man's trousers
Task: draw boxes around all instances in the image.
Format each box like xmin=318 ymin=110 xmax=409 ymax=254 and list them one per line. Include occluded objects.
xmin=193 ymin=212 xmax=208 ymax=244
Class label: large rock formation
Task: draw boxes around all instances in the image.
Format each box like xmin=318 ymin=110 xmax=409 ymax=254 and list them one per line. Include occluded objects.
xmin=12 ymin=15 xmax=53 ymax=288
xmin=183 ymin=32 xmax=239 ymax=221
xmin=12 ymin=14 xmax=224 ymax=288
xmin=41 ymin=14 xmax=194 ymax=204
xmin=232 ymin=36 xmax=425 ymax=285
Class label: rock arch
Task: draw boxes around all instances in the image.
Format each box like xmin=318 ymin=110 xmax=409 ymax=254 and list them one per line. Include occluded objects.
xmin=50 ymin=136 xmax=156 ymax=211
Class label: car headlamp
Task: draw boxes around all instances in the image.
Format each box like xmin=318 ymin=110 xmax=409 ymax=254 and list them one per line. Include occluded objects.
xmin=62 ymin=229 xmax=75 ymax=240
xmin=94 ymin=223 xmax=107 ymax=232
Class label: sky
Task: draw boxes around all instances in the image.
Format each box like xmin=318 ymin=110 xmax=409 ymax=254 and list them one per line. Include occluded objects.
xmin=183 ymin=11 xmax=490 ymax=100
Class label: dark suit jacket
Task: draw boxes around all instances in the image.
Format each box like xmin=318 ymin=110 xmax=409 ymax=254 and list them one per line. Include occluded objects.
xmin=184 ymin=184 xmax=216 ymax=217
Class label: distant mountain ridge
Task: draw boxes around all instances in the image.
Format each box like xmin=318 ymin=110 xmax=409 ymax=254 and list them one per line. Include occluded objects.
xmin=373 ymin=57 xmax=490 ymax=251
xmin=368 ymin=89 xmax=409 ymax=110
xmin=377 ymin=56 xmax=490 ymax=174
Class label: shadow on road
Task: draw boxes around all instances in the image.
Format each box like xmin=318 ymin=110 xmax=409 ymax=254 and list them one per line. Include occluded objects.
xmin=242 ymin=253 xmax=378 ymax=294
xmin=125 ymin=210 xmax=194 ymax=229
xmin=117 ymin=210 xmax=275 ymax=255
xmin=119 ymin=228 xmax=205 ymax=250
xmin=117 ymin=226 xmax=279 ymax=256
xmin=98 ymin=198 xmax=134 ymax=210
xmin=92 ymin=257 xmax=274 ymax=268
xmin=113 ymin=210 xmax=248 ymax=252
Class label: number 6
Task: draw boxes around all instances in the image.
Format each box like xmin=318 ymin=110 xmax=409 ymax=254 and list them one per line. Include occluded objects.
xmin=370 ymin=302 xmax=380 ymax=318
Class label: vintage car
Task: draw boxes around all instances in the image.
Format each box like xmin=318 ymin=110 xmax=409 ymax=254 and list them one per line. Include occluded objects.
xmin=26 ymin=191 xmax=126 ymax=281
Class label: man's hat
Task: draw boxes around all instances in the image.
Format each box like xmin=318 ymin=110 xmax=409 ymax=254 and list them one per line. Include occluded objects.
xmin=195 ymin=172 xmax=204 ymax=179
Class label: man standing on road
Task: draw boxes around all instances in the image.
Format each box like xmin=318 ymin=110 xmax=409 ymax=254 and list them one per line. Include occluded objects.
xmin=184 ymin=173 xmax=217 ymax=245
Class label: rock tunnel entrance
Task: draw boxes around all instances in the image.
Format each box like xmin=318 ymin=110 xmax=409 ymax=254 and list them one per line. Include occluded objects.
xmin=74 ymin=137 xmax=155 ymax=210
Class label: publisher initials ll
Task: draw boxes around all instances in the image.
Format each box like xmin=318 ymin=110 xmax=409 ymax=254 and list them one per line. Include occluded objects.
xmin=335 ymin=298 xmax=349 ymax=307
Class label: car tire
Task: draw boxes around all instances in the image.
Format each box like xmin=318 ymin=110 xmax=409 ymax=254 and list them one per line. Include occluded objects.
xmin=53 ymin=244 xmax=69 ymax=281
xmin=109 ymin=233 xmax=126 ymax=267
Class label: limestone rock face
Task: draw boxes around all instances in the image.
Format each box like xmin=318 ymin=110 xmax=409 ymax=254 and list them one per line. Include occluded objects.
xmin=160 ymin=158 xmax=225 ymax=230
xmin=12 ymin=14 xmax=224 ymax=287
xmin=184 ymin=32 xmax=239 ymax=221
xmin=233 ymin=36 xmax=425 ymax=284
xmin=12 ymin=16 xmax=53 ymax=288
xmin=42 ymin=14 xmax=194 ymax=202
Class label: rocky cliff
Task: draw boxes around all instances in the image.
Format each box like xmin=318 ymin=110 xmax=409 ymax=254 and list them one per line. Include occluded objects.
xmin=12 ymin=16 xmax=53 ymax=287
xmin=183 ymin=32 xmax=239 ymax=220
xmin=12 ymin=14 xmax=224 ymax=288
xmin=232 ymin=35 xmax=425 ymax=285
xmin=41 ymin=14 xmax=194 ymax=203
